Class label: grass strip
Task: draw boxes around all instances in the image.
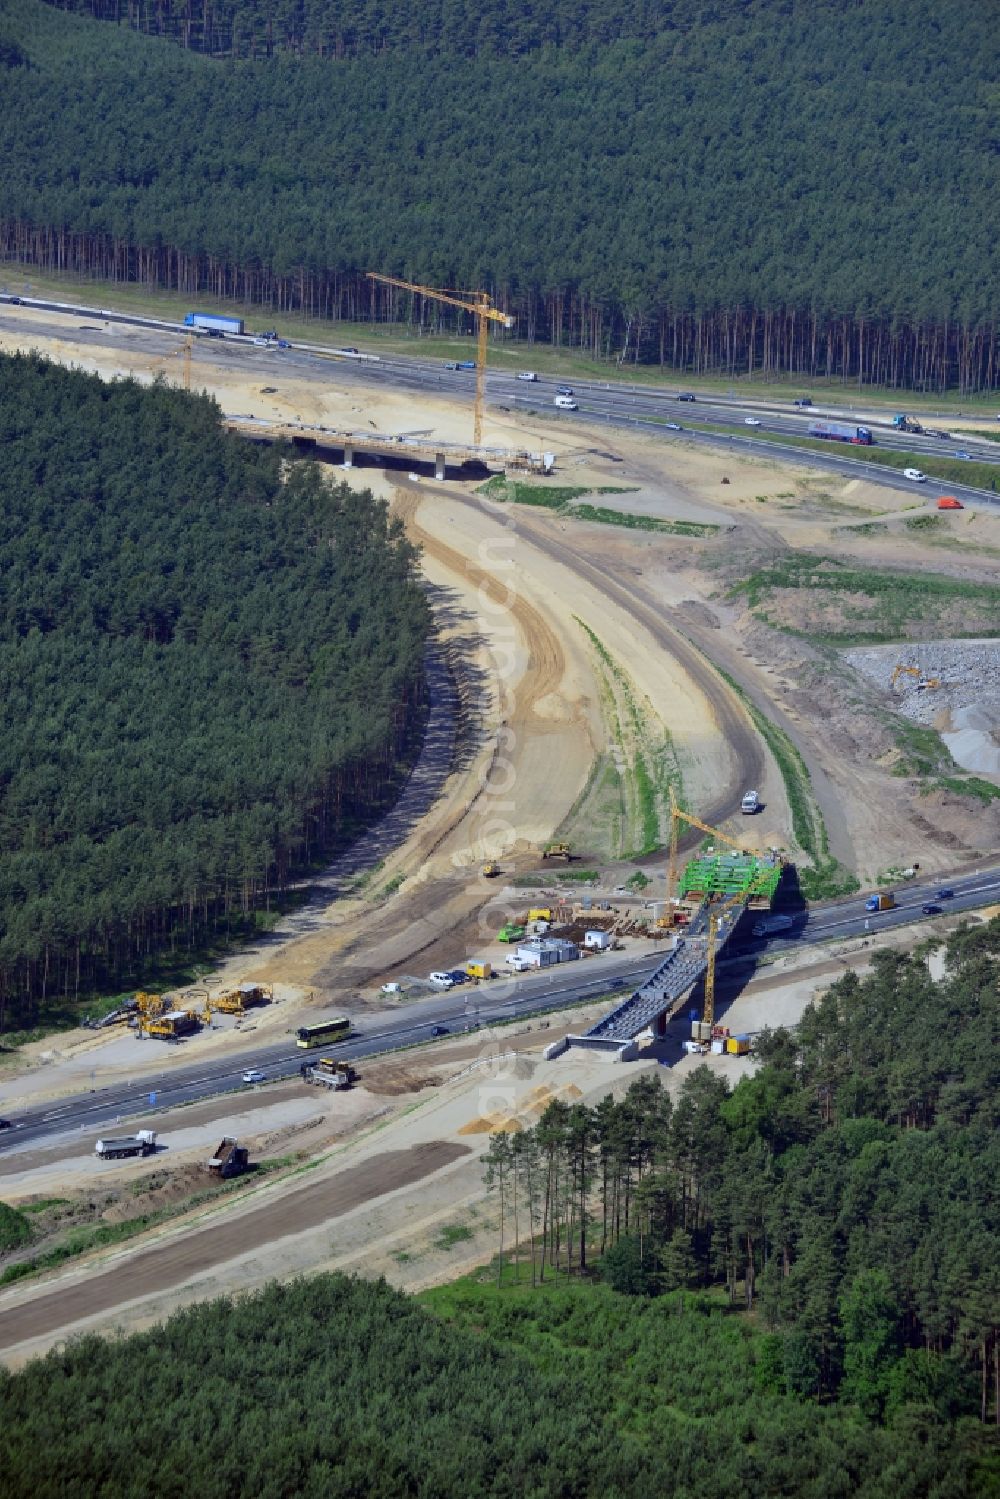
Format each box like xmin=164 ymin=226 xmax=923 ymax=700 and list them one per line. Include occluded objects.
xmin=714 ymin=667 xmax=859 ymax=900
xmin=480 ymin=478 xmax=718 ymax=536
xmin=671 ymin=417 xmax=1000 ymax=492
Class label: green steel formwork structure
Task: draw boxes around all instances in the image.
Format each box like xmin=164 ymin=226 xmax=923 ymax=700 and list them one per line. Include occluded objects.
xmin=678 ymin=852 xmax=782 ymax=908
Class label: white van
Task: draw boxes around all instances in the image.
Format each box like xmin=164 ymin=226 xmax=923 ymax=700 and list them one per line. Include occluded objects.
xmin=554 ymin=395 xmax=578 ymax=410
xmin=903 ymin=468 xmax=926 ymax=482
xmin=741 ymin=789 xmax=760 ymax=815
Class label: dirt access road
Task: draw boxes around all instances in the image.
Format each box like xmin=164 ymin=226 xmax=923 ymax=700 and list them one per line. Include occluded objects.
xmin=0 ymin=1141 xmax=468 ymax=1354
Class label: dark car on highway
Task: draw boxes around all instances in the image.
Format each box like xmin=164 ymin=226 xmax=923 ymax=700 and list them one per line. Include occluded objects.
xmin=922 ymin=903 xmax=942 ymax=915
xmin=793 ymin=397 xmax=813 ymax=407
xmin=936 ymin=887 xmax=955 ymax=899
xmin=677 ymin=392 xmax=696 ymax=401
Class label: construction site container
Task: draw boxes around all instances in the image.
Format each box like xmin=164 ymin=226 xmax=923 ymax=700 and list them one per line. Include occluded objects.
xmin=515 ymin=938 xmax=579 ymax=968
xmin=465 ymin=960 xmax=492 ymax=980
xmin=527 ymin=908 xmax=552 ymax=922
xmin=726 ymin=1035 xmax=751 ymax=1056
xmin=692 ymin=1021 xmax=713 ymax=1042
xmin=584 ymin=930 xmax=612 ymax=950
xmin=710 ymin=1039 xmax=726 ymax=1054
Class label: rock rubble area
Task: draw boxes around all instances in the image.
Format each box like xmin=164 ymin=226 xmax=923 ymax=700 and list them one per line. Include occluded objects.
xmin=844 ymin=639 xmax=1000 ymax=776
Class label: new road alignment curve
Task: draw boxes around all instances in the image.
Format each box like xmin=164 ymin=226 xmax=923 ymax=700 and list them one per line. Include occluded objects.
xmin=2 ymin=867 xmax=998 ymax=1152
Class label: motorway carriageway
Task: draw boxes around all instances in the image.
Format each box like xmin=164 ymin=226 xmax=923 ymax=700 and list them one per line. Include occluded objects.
xmin=3 ymin=865 xmax=999 ymax=1152
xmin=3 ymin=294 xmax=999 ymax=510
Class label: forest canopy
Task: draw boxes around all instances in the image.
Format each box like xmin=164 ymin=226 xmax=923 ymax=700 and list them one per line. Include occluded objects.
xmin=0 ymin=353 xmax=428 ymax=1026
xmin=2 ymin=0 xmax=999 ymax=389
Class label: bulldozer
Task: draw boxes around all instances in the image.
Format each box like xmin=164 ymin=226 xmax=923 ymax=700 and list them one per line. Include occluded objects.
xmin=541 ymin=843 xmax=572 ymax=861
xmin=481 ymin=862 xmax=502 ymax=878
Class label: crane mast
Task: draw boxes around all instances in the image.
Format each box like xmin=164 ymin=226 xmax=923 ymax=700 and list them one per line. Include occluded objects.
xmin=366 ymin=272 xmax=514 ymax=446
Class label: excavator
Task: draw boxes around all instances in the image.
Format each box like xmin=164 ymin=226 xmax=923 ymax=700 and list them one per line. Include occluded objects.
xmin=891 ymin=664 xmax=940 ymax=691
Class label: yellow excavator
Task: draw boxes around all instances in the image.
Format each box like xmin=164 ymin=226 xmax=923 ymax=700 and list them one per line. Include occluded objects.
xmin=891 ymin=664 xmax=940 ymax=691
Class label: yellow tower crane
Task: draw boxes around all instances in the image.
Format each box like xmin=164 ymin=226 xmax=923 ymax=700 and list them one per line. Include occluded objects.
xmin=366 ymin=272 xmax=514 ymax=446
xmin=702 ymin=874 xmax=771 ymax=1029
xmin=662 ymin=787 xmax=760 ymax=926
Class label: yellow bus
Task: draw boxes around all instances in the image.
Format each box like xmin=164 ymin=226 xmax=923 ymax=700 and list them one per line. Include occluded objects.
xmin=296 ymin=1016 xmax=351 ymax=1049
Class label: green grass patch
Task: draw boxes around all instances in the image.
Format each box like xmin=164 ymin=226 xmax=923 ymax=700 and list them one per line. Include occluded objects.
xmin=19 ymin=1198 xmax=72 ymax=1216
xmin=714 ymin=667 xmax=858 ymax=899
xmin=678 ymin=417 xmax=1000 ymax=492
xmin=552 ymin=868 xmax=601 ymax=883
xmin=0 ymin=1202 xmax=33 ymax=1253
xmin=434 ymin=1223 xmax=475 ymax=1252
xmin=626 ymin=870 xmax=650 ymax=890
xmin=887 ymin=717 xmax=952 ymax=778
xmin=733 ymin=554 xmax=1000 ymax=643
xmin=903 ymin=513 xmax=943 ymax=532
xmin=935 ymin=775 xmax=1000 ymax=804
xmin=572 ymin=504 xmax=719 ymax=536
xmin=480 ymin=477 xmax=717 ymax=536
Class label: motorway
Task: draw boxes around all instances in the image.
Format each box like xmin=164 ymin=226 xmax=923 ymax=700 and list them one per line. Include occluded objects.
xmin=2 ymin=294 xmax=999 ymax=509
xmin=3 ymin=864 xmax=998 ymax=1152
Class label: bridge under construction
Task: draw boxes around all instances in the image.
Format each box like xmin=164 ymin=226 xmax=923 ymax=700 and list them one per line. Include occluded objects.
xmin=226 ymin=415 xmax=554 ymax=478
xmin=562 ymin=847 xmax=784 ymax=1059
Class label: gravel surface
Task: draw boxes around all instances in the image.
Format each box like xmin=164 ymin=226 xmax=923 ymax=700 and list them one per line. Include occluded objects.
xmin=843 ymin=639 xmax=1000 ymax=776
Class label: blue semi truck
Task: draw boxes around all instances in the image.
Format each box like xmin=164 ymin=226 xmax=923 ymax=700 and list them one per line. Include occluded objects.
xmin=184 ymin=311 xmax=245 ymax=337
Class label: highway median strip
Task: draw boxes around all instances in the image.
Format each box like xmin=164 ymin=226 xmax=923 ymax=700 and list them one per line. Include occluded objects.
xmin=659 ymin=417 xmax=1000 ymax=493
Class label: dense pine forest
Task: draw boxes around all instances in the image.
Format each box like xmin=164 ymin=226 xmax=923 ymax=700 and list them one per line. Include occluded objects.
xmin=0 ymin=353 xmax=428 ymax=1029
xmin=1 ymin=925 xmax=997 ymax=1495
xmin=3 ymin=0 xmax=999 ymax=390
xmin=480 ymin=921 xmax=1000 ymax=1425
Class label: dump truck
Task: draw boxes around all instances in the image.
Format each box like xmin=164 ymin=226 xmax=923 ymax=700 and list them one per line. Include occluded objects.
xmin=301 ymin=1057 xmax=356 ymax=1090
xmin=865 ymin=892 xmax=896 ymax=912
xmin=206 ymin=1137 xmax=249 ymax=1179
xmin=892 ymin=414 xmax=924 ymax=434
xmin=95 ymin=1130 xmax=157 ymax=1160
xmin=183 ymin=311 xmax=245 ymax=336
xmin=145 ymin=1008 xmax=199 ymax=1040
xmin=740 ymin=790 xmax=760 ymax=815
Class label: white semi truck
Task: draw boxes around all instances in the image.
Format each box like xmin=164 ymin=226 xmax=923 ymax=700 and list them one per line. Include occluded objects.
xmin=94 ymin=1129 xmax=157 ymax=1160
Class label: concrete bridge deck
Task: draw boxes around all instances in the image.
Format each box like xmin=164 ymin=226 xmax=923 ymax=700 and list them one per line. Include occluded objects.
xmin=225 ymin=416 xmax=554 ymax=477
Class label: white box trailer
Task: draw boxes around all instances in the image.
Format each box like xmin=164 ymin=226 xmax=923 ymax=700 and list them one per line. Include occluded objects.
xmin=584 ymin=930 xmax=612 ymax=950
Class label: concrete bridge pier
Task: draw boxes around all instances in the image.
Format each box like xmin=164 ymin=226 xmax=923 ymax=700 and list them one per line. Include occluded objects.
xmin=435 ymin=452 xmax=446 ymax=481
xmin=655 ymin=1011 xmax=669 ymax=1040
xmin=343 ymin=442 xmax=354 ymax=469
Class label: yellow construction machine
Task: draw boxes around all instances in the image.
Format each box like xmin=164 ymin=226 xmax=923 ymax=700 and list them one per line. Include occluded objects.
xmin=541 ymin=843 xmax=572 ymax=861
xmin=891 ymin=665 xmax=940 ymax=691
xmin=481 ymin=862 xmax=502 ymax=879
